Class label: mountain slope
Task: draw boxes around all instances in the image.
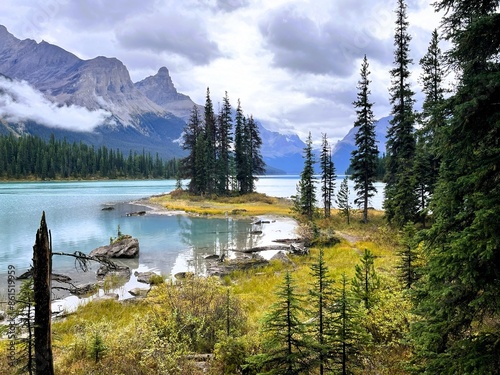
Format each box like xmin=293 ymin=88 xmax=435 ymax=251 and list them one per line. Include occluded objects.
xmin=331 ymin=116 xmax=390 ymax=174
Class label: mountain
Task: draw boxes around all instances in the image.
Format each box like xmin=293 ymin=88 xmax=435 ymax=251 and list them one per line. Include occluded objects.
xmin=0 ymin=25 xmax=185 ymax=158
xmin=135 ymin=67 xmax=199 ymax=121
xmin=331 ymin=116 xmax=390 ymax=174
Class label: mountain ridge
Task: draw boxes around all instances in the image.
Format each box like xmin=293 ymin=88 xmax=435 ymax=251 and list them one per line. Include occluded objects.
xmin=0 ymin=24 xmax=388 ymax=174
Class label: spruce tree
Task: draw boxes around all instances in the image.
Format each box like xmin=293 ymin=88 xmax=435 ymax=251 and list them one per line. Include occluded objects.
xmin=296 ymin=132 xmax=317 ymax=220
xmin=246 ymin=115 xmax=265 ymax=192
xmin=351 ymin=249 xmax=380 ymax=311
xmin=11 ymin=279 xmax=35 ymax=375
xmin=255 ymin=272 xmax=312 ymax=374
xmin=384 ymin=0 xmax=418 ymax=227
xmin=234 ymin=99 xmax=246 ymax=193
xmin=308 ymin=248 xmax=335 ymax=374
xmin=182 ymin=105 xmax=203 ymax=193
xmin=336 ymin=176 xmax=350 ymax=224
xmin=397 ymin=222 xmax=420 ymax=289
xmin=320 ymin=134 xmax=336 ymax=218
xmin=204 ymin=87 xmax=217 ymax=195
xmin=415 ymin=29 xmax=447 ymax=225
xmin=329 ymin=273 xmax=368 ymax=375
xmin=216 ymin=91 xmax=233 ymax=195
xmin=350 ymin=55 xmax=379 ymax=223
xmin=412 ymin=1 xmax=500 ymax=373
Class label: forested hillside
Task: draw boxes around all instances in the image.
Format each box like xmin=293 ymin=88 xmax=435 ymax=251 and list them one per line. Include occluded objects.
xmin=0 ymin=134 xmax=179 ymax=180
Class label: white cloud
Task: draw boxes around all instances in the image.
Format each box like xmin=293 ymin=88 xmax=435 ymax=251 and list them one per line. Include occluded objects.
xmin=0 ymin=76 xmax=111 ymax=132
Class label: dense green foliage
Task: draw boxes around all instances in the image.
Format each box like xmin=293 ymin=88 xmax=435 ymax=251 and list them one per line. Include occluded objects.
xmin=182 ymin=89 xmax=264 ymax=196
xmin=0 ymin=133 xmax=179 ymax=180
xmin=414 ymin=29 xmax=447 ymax=226
xmin=411 ymin=0 xmax=500 ymax=373
xmin=350 ymin=55 xmax=379 ymax=223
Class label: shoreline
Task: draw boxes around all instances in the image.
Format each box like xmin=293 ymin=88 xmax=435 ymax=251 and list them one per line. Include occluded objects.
xmin=0 ymin=194 xmax=300 ymax=318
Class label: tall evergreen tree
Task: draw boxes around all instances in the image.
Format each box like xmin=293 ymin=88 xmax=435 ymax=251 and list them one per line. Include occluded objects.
xmin=216 ymin=91 xmax=233 ymax=195
xmin=320 ymin=134 xmax=336 ymax=218
xmin=204 ymin=87 xmax=217 ymax=195
xmin=384 ymin=0 xmax=418 ymax=227
xmin=246 ymin=115 xmax=265 ymax=192
xmin=234 ymin=99 xmax=246 ymax=193
xmin=295 ymin=132 xmax=317 ymax=220
xmin=254 ymin=272 xmax=312 ymax=374
xmin=350 ymin=55 xmax=379 ymax=223
xmin=182 ymin=105 xmax=203 ymax=193
xmin=412 ymin=1 xmax=500 ymax=373
xmin=415 ymin=29 xmax=447 ymax=225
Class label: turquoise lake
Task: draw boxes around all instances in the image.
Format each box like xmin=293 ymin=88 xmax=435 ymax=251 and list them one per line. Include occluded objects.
xmin=0 ymin=176 xmax=385 ymax=299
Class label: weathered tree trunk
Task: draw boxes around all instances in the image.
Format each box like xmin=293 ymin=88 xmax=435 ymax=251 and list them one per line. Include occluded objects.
xmin=32 ymin=212 xmax=54 ymax=375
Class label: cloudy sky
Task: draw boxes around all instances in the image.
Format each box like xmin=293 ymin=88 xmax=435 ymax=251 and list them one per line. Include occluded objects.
xmin=0 ymin=0 xmax=444 ymax=145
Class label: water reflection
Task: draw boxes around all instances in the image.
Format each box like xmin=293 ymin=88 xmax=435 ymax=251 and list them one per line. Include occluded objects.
xmin=174 ymin=216 xmax=258 ymax=275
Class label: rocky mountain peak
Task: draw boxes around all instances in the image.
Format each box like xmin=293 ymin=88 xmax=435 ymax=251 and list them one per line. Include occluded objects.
xmin=135 ymin=66 xmax=196 ymax=120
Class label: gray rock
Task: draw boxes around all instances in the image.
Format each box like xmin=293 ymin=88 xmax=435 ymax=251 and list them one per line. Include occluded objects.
xmin=95 ymin=293 xmax=119 ymax=301
xmin=96 ymin=264 xmax=131 ymax=281
xmin=134 ymin=271 xmax=157 ymax=284
xmin=207 ymin=254 xmax=268 ymax=277
xmin=174 ymin=272 xmax=194 ymax=280
xmin=89 ymin=237 xmax=139 ymax=258
xmin=70 ymin=283 xmax=98 ymax=296
xmin=0 ymin=310 xmax=6 ymax=321
xmin=270 ymin=251 xmax=295 ymax=266
xmin=128 ymin=288 xmax=150 ymax=297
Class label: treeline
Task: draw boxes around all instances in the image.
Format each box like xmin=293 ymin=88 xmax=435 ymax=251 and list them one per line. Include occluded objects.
xmin=0 ymin=134 xmax=179 ymax=180
xmin=181 ymin=89 xmax=265 ymax=196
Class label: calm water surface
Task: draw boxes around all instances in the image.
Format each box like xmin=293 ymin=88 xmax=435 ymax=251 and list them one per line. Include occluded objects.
xmin=0 ymin=177 xmax=384 ymax=299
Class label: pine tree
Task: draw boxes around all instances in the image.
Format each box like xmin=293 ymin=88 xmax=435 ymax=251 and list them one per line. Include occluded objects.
xmin=308 ymin=248 xmax=335 ymax=374
xmin=336 ymin=176 xmax=350 ymax=224
xmin=320 ymin=134 xmax=336 ymax=218
xmin=216 ymin=91 xmax=233 ymax=195
xmin=204 ymin=87 xmax=217 ymax=195
xmin=412 ymin=1 xmax=500 ymax=373
xmin=384 ymin=0 xmax=418 ymax=227
xmin=254 ymin=272 xmax=313 ymax=374
xmin=415 ymin=29 xmax=447 ymax=225
xmin=182 ymin=105 xmax=203 ymax=193
xmin=351 ymin=249 xmax=380 ymax=310
xmin=246 ymin=115 xmax=265 ymax=192
xmin=397 ymin=222 xmax=420 ymax=289
xmin=350 ymin=55 xmax=379 ymax=224
xmin=329 ymin=273 xmax=368 ymax=375
xmin=12 ymin=279 xmax=35 ymax=375
xmin=295 ymin=132 xmax=317 ymax=220
xmin=234 ymin=99 xmax=246 ymax=193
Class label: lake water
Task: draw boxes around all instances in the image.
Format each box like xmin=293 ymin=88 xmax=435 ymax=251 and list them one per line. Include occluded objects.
xmin=0 ymin=176 xmax=384 ymax=301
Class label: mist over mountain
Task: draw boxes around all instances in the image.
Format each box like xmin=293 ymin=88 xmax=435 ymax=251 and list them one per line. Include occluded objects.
xmin=0 ymin=24 xmax=387 ymax=174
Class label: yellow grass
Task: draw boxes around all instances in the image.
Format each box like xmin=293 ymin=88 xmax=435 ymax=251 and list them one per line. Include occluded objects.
xmin=150 ymin=191 xmax=293 ymax=217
